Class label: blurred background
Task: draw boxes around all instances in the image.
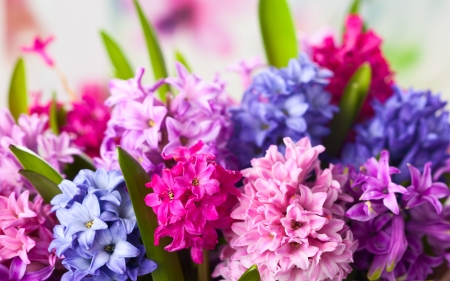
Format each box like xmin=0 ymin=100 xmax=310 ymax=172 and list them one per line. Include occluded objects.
xmin=1 ymin=0 xmax=450 ymax=107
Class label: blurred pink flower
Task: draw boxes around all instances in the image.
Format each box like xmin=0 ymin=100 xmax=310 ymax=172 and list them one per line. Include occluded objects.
xmin=153 ymin=0 xmax=247 ymax=54
xmin=21 ymin=36 xmax=54 ymax=66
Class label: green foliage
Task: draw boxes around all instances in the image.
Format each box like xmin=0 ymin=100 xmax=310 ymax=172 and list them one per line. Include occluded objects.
xmin=175 ymin=50 xmax=192 ymax=72
xmin=259 ymin=0 xmax=298 ymax=68
xmin=10 ymin=144 xmax=64 ymax=185
xmin=237 ymin=265 xmax=260 ymax=281
xmin=323 ymin=63 xmax=372 ymax=157
xmin=8 ymin=57 xmax=28 ymax=121
xmin=19 ymin=170 xmax=61 ymax=204
xmin=133 ymin=0 xmax=170 ymax=102
xmin=117 ymin=147 xmax=185 ymax=281
xmin=100 ymin=30 xmax=135 ymax=80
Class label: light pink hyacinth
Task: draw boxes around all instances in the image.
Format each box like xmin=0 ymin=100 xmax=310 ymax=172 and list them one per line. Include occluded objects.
xmin=213 ymin=137 xmax=357 ymax=281
xmin=0 ymin=191 xmax=59 ymax=278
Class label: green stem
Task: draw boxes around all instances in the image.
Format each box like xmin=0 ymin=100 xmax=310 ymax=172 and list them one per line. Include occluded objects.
xmin=198 ymin=250 xmax=211 ymax=281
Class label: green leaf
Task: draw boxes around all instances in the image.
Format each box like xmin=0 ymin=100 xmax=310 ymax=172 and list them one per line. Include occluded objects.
xmin=100 ymin=30 xmax=135 ymax=80
xmin=133 ymin=0 xmax=170 ymax=102
xmin=175 ymin=50 xmax=192 ymax=72
xmin=349 ymin=0 xmax=362 ymax=14
xmin=64 ymin=153 xmax=96 ymax=181
xmin=19 ymin=170 xmax=61 ymax=204
xmin=259 ymin=0 xmax=298 ymax=68
xmin=9 ymin=144 xmax=63 ymax=185
xmin=237 ymin=265 xmax=260 ymax=281
xmin=49 ymin=92 xmax=59 ymax=134
xmin=117 ymin=147 xmax=185 ymax=281
xmin=8 ymin=57 xmax=28 ymax=121
xmin=323 ymin=63 xmax=372 ymax=157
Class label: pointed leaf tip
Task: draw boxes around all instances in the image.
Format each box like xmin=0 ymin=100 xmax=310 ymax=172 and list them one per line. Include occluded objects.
xmin=238 ymin=265 xmax=260 ymax=281
xmin=19 ymin=170 xmax=61 ymax=204
xmin=175 ymin=50 xmax=192 ymax=72
xmin=117 ymin=146 xmax=185 ymax=281
xmin=133 ymin=0 xmax=170 ymax=102
xmin=349 ymin=0 xmax=362 ymax=14
xmin=9 ymin=144 xmax=63 ymax=185
xmin=323 ymin=62 xmax=372 ymax=157
xmin=259 ymin=0 xmax=298 ymax=68
xmin=100 ymin=30 xmax=134 ymax=80
xmin=8 ymin=57 xmax=28 ymax=121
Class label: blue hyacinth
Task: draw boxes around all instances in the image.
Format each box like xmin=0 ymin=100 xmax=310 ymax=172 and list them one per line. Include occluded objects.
xmin=341 ymin=86 xmax=450 ymax=182
xmin=48 ymin=169 xmax=157 ymax=281
xmin=228 ymin=53 xmax=338 ymax=168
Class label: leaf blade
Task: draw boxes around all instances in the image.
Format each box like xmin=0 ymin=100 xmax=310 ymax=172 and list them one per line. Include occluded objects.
xmin=64 ymin=153 xmax=96 ymax=181
xmin=19 ymin=170 xmax=61 ymax=204
xmin=259 ymin=0 xmax=298 ymax=68
xmin=133 ymin=0 xmax=170 ymax=102
xmin=323 ymin=63 xmax=372 ymax=156
xmin=8 ymin=57 xmax=28 ymax=121
xmin=100 ymin=30 xmax=135 ymax=80
xmin=237 ymin=265 xmax=260 ymax=281
xmin=9 ymin=144 xmax=63 ymax=185
xmin=117 ymin=147 xmax=185 ymax=281
xmin=175 ymin=50 xmax=192 ymax=72
xmin=49 ymin=92 xmax=59 ymax=134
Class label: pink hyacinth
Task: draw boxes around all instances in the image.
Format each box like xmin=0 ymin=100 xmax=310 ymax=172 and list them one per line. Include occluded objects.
xmin=213 ymin=137 xmax=357 ymax=281
xmin=0 ymin=109 xmax=81 ymax=197
xmin=312 ymin=14 xmax=394 ymax=121
xmin=144 ymin=141 xmax=241 ymax=264
xmin=0 ymin=191 xmax=60 ymax=279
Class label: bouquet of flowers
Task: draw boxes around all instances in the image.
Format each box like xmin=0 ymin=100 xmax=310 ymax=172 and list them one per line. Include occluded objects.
xmin=1 ymin=0 xmax=450 ymax=280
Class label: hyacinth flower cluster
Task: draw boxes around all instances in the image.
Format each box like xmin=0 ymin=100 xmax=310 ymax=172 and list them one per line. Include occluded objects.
xmin=345 ymin=151 xmax=450 ymax=280
xmin=0 ymin=191 xmax=62 ymax=280
xmin=214 ymin=137 xmax=357 ymax=281
xmin=145 ymin=141 xmax=241 ymax=264
xmin=312 ymin=14 xmax=394 ymax=121
xmin=30 ymin=84 xmax=111 ymax=158
xmin=95 ymin=63 xmax=235 ymax=172
xmin=341 ymin=86 xmax=450 ymax=183
xmin=0 ymin=109 xmax=81 ymax=197
xmin=228 ymin=54 xmax=338 ymax=169
xmin=48 ymin=169 xmax=157 ymax=280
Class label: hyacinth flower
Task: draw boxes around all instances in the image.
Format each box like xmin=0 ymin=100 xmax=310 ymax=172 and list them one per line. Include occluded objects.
xmin=24 ymin=35 xmax=110 ymax=158
xmin=312 ymin=14 xmax=394 ymax=121
xmin=213 ymin=137 xmax=357 ymax=281
xmin=95 ymin=63 xmax=236 ymax=172
xmin=48 ymin=169 xmax=157 ymax=280
xmin=0 ymin=191 xmax=63 ymax=280
xmin=345 ymin=150 xmax=449 ymax=280
xmin=341 ymin=86 xmax=450 ymax=183
xmin=227 ymin=54 xmax=338 ymax=169
xmin=0 ymin=109 xmax=81 ymax=197
xmin=145 ymin=140 xmax=241 ymax=264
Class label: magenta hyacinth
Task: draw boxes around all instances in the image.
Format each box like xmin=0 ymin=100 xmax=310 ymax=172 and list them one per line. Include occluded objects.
xmin=312 ymin=14 xmax=394 ymax=121
xmin=213 ymin=137 xmax=357 ymax=281
xmin=144 ymin=141 xmax=241 ymax=264
xmin=0 ymin=191 xmax=62 ymax=280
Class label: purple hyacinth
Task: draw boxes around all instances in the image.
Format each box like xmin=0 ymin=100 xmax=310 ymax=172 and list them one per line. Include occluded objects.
xmin=344 ymin=150 xmax=449 ymax=280
xmin=95 ymin=64 xmax=236 ymax=172
xmin=341 ymin=86 xmax=450 ymax=183
xmin=0 ymin=109 xmax=81 ymax=197
xmin=227 ymin=53 xmax=337 ymax=168
xmin=48 ymin=169 xmax=156 ymax=280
